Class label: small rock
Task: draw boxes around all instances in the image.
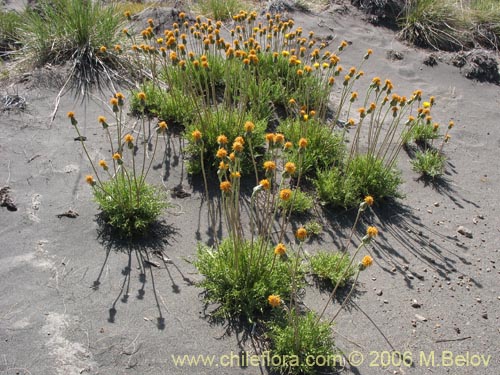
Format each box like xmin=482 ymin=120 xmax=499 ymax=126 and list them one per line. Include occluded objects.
xmin=433 ymin=202 xmax=440 ymax=207
xmin=423 ymin=54 xmax=438 ymax=67
xmin=372 ymin=277 xmax=377 ymax=281
xmin=411 ymin=299 xmax=422 ymax=308
xmin=482 ymin=313 xmax=488 ymax=319
xmin=376 ymin=290 xmax=383 ymax=296
xmin=476 ymin=298 xmax=482 ymax=303
xmin=457 ymin=226 xmax=473 ymax=238
xmin=415 ymin=314 xmax=427 ymax=322
xmin=386 ymin=49 xmax=404 ymax=61
xmin=478 ymin=214 xmax=484 ymax=219
xmin=383 ymin=300 xmax=389 ymax=304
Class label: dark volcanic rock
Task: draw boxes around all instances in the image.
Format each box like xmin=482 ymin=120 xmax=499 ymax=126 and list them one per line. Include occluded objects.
xmin=462 ymin=50 xmax=500 ymax=83
xmin=351 ymin=0 xmax=405 ymax=29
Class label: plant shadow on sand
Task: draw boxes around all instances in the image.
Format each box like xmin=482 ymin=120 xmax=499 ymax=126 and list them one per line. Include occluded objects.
xmin=319 ymin=196 xmax=481 ymax=290
xmin=369 ymin=198 xmax=481 ymax=289
xmin=91 ymin=215 xmax=193 ymax=330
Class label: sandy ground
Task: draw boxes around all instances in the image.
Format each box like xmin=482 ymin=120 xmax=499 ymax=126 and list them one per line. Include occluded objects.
xmin=0 ymin=2 xmax=499 ymax=375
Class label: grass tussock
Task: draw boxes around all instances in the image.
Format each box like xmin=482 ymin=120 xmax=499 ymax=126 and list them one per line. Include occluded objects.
xmin=17 ymin=0 xmax=130 ymax=95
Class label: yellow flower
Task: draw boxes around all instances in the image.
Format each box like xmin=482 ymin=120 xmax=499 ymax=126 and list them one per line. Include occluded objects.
xmin=192 ymin=130 xmax=202 ymax=141
xmin=216 ymin=148 xmax=227 ymax=159
xmin=98 ymin=116 xmax=106 ymax=124
xmin=361 ymin=255 xmax=373 ymax=268
xmin=229 ymin=152 xmax=236 ymax=161
xmin=295 ymin=227 xmax=307 ymax=241
xmin=231 ymin=171 xmax=241 ymax=179
xmin=364 ymin=195 xmax=374 ymax=206
xmin=158 ymin=121 xmax=168 ymax=130
xmin=110 ymin=97 xmax=118 ymax=106
xmin=244 ymin=121 xmax=255 ymax=133
xmin=67 ymin=111 xmax=75 ymax=119
xmin=99 ymin=46 xmax=107 ymax=53
xmin=234 ymin=136 xmax=245 ymax=145
xmin=279 ymin=189 xmax=292 ymax=201
xmin=445 ymin=134 xmax=451 ymax=142
xmin=274 ymin=133 xmax=285 ymax=144
xmin=85 ymin=175 xmax=95 ymax=185
xmin=284 ymin=141 xmax=293 ymax=150
xmin=220 ymin=180 xmax=231 ymax=193
xmin=219 ymin=161 xmax=229 ymax=170
xmin=423 ymin=101 xmax=431 ymax=108
xmin=298 ymin=138 xmax=308 ymax=149
xmin=112 ymin=153 xmax=121 ymax=160
xmin=263 ymin=160 xmax=276 ymax=172
xmin=266 ymin=133 xmax=275 ymax=143
xmin=289 ymin=98 xmax=296 ymax=105
xmin=137 ymin=92 xmax=146 ymax=101
xmin=217 ymin=134 xmax=228 ymax=145
xmin=124 ymin=134 xmax=134 ymax=143
xmin=124 ymin=10 xmax=131 ymax=19
xmin=367 ymin=226 xmax=378 ymax=238
xmin=274 ymin=243 xmax=286 ymax=256
xmin=98 ymin=160 xmax=108 ymax=170
xmin=259 ymin=179 xmax=270 ymax=190
xmin=284 ymin=162 xmax=296 ymax=175
xmin=232 ymin=141 xmax=243 ymax=152
xmin=268 ymin=294 xmax=281 ymax=308
xmin=448 ymin=120 xmax=454 ymax=129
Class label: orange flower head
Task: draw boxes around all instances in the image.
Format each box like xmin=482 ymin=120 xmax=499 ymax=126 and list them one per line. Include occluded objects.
xmin=268 ymin=294 xmax=281 ymax=308
xmin=124 ymin=134 xmax=134 ymax=144
xmin=263 ymin=160 xmax=276 ymax=172
xmin=364 ymin=195 xmax=374 ymax=206
xmin=279 ymin=189 xmax=292 ymax=201
xmin=85 ymin=175 xmax=95 ymax=185
xmin=284 ymin=162 xmax=296 ymax=175
xmin=192 ymin=130 xmax=202 ymax=141
xmin=361 ymin=255 xmax=373 ymax=268
xmin=98 ymin=160 xmax=108 ymax=169
xmin=244 ymin=121 xmax=255 ymax=133
xmin=367 ymin=226 xmax=378 ymax=238
xmin=232 ymin=141 xmax=244 ymax=153
xmin=220 ymin=181 xmax=231 ymax=193
xmin=217 ymin=134 xmax=228 ymax=145
xmin=295 ymin=227 xmax=307 ymax=241
xmin=274 ymin=243 xmax=286 ymax=256
xmin=112 ymin=153 xmax=121 ymax=160
xmin=259 ymin=179 xmax=270 ymax=190
xmin=298 ymin=138 xmax=308 ymax=149
xmin=216 ymin=148 xmax=227 ymax=159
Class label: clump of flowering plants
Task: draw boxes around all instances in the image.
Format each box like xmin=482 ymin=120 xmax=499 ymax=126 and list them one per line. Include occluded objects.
xmin=68 ymin=92 xmax=169 ymax=238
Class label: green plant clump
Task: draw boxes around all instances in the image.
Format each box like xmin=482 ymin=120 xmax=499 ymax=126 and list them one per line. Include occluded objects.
xmin=309 ymin=251 xmax=355 ymax=287
xmin=94 ymin=174 xmax=168 ymax=237
xmin=278 ymin=187 xmax=314 ymax=214
xmin=195 ymin=238 xmax=300 ymax=321
xmin=197 ymin=0 xmax=245 ymax=20
xmin=398 ymin=0 xmax=470 ymax=51
xmin=411 ymin=149 xmax=446 ymax=179
xmin=268 ymin=310 xmax=339 ymax=375
xmin=315 ymin=155 xmax=402 ymax=208
xmin=0 ymin=10 xmax=22 ymax=56
xmin=279 ymin=118 xmax=345 ymax=176
xmin=19 ymin=0 xmax=125 ymax=94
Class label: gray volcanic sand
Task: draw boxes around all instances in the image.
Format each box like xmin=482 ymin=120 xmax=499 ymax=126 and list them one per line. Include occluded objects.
xmin=1 ymin=2 xmax=499 ymax=375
